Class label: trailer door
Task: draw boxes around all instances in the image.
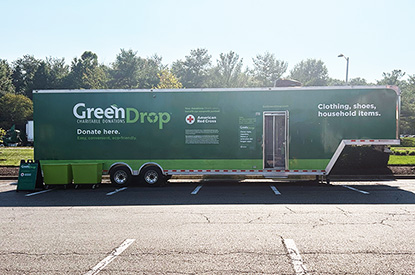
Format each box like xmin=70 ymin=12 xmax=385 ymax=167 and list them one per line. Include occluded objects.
xmin=263 ymin=112 xmax=288 ymax=169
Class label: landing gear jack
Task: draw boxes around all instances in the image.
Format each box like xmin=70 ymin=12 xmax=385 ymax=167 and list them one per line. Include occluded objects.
xmin=316 ymin=175 xmax=330 ymax=185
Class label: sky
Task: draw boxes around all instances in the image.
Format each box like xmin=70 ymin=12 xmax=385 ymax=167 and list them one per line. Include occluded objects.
xmin=0 ymin=0 xmax=414 ymax=83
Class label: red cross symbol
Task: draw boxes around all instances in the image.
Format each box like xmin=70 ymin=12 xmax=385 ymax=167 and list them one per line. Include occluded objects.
xmin=186 ymin=114 xmax=195 ymax=124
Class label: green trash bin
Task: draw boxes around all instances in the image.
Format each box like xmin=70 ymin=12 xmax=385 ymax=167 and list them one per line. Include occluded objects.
xmin=71 ymin=163 xmax=103 ymax=185
xmin=42 ymin=163 xmax=73 ymax=186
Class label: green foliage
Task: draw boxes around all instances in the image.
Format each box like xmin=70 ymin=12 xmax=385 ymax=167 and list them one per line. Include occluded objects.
xmin=399 ymin=137 xmax=415 ymax=147
xmin=0 ymin=59 xmax=15 ymax=93
xmin=32 ymin=57 xmax=69 ymax=90
xmin=172 ymin=48 xmax=211 ymax=88
xmin=109 ymin=49 xmax=141 ymax=89
xmin=0 ymin=128 xmax=6 ymax=140
xmin=322 ymin=77 xmax=369 ymax=87
xmin=155 ymin=69 xmax=183 ymax=89
xmin=0 ymin=93 xmax=33 ymax=129
xmin=0 ymin=147 xmax=34 ymax=166
xmin=376 ymin=69 xmax=406 ymax=86
xmin=375 ymin=70 xmax=415 ymax=135
xmin=390 ymin=146 xmax=415 ymax=155
xmin=109 ymin=49 xmax=162 ymax=89
xmin=349 ymin=77 xmax=369 ymax=86
xmin=388 ymin=155 xmax=415 ymax=165
xmin=252 ymin=52 xmax=288 ymax=87
xmin=2 ymin=50 xmax=415 ymax=138
xmin=208 ymin=51 xmax=245 ymax=88
xmin=67 ymin=51 xmax=108 ymax=89
xmin=12 ymin=55 xmax=42 ymax=98
xmin=289 ymin=59 xmax=328 ymax=86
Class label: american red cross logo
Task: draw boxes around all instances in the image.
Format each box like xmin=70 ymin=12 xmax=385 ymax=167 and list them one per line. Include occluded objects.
xmin=185 ymin=114 xmax=195 ymax=125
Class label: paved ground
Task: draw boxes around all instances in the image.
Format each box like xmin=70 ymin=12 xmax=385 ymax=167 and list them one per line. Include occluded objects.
xmin=0 ymin=179 xmax=414 ymax=274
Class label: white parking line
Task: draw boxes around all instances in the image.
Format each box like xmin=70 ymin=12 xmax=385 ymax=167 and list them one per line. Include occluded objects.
xmin=0 ymin=183 xmax=12 ymax=187
xmin=25 ymin=189 xmax=53 ymax=197
xmin=270 ymin=185 xmax=281 ymax=195
xmin=283 ymin=238 xmax=307 ymax=275
xmin=342 ymin=185 xmax=370 ymax=195
xmin=106 ymin=187 xmax=128 ymax=196
xmin=191 ymin=185 xmax=203 ymax=195
xmin=85 ymin=238 xmax=135 ymax=275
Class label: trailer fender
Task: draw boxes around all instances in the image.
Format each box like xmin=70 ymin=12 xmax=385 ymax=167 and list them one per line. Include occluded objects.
xmin=138 ymin=162 xmax=165 ymax=176
xmin=109 ymin=162 xmax=133 ymax=174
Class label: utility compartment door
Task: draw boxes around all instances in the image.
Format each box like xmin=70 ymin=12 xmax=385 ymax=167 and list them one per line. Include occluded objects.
xmin=263 ymin=112 xmax=288 ymax=169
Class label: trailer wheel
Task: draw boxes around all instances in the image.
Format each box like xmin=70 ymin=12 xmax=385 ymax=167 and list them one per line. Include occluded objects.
xmin=110 ymin=166 xmax=131 ymax=186
xmin=141 ymin=166 xmax=164 ymax=186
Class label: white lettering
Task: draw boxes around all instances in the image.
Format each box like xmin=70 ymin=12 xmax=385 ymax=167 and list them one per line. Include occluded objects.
xmin=73 ymin=103 xmax=86 ymax=119
xmin=94 ymin=108 xmax=104 ymax=119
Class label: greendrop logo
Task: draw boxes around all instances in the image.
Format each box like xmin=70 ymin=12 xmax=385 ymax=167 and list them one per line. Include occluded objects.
xmin=73 ymin=103 xmax=171 ymax=129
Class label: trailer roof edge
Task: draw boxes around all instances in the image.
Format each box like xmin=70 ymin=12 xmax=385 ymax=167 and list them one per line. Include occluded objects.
xmin=33 ymin=85 xmax=400 ymax=94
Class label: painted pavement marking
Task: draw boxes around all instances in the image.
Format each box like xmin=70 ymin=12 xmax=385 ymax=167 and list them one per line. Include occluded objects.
xmin=191 ymin=185 xmax=203 ymax=195
xmin=25 ymin=189 xmax=53 ymax=197
xmin=85 ymin=238 xmax=135 ymax=275
xmin=283 ymin=238 xmax=308 ymax=275
xmin=106 ymin=187 xmax=128 ymax=196
xmin=270 ymin=185 xmax=282 ymax=195
xmin=342 ymin=185 xmax=370 ymax=195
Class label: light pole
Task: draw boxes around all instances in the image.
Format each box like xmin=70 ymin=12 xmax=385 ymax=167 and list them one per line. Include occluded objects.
xmin=338 ymin=54 xmax=349 ymax=84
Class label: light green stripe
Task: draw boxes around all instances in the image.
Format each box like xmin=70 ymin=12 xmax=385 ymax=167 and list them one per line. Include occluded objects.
xmin=40 ymin=159 xmax=263 ymax=171
xmin=289 ymin=159 xmax=330 ymax=170
xmin=40 ymin=158 xmax=330 ymax=171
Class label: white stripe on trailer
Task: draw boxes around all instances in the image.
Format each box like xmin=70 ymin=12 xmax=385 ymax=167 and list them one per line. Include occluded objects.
xmin=85 ymin=239 xmax=135 ymax=275
xmin=106 ymin=187 xmax=128 ymax=196
xmin=25 ymin=189 xmax=53 ymax=197
xmin=270 ymin=185 xmax=281 ymax=195
xmin=342 ymin=185 xmax=370 ymax=195
xmin=283 ymin=238 xmax=307 ymax=275
xmin=191 ymin=185 xmax=203 ymax=195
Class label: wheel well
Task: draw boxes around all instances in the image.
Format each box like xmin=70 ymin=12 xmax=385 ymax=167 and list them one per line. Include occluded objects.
xmin=138 ymin=163 xmax=164 ymax=176
xmin=109 ymin=163 xmax=133 ymax=175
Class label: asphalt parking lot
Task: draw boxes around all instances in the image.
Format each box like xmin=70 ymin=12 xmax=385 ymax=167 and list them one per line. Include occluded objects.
xmin=0 ymin=179 xmax=414 ymax=274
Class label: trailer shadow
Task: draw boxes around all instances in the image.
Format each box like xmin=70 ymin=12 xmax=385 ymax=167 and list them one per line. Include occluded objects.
xmin=1 ymin=179 xmax=415 ymax=207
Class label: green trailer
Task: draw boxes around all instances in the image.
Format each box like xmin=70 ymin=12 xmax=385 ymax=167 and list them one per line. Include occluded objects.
xmin=33 ymin=86 xmax=400 ymax=185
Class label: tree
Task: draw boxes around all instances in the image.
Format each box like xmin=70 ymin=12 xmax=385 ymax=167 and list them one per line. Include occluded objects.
xmin=172 ymin=48 xmax=211 ymax=88
xmin=377 ymin=70 xmax=415 ymax=135
xmin=137 ymin=54 xmax=162 ymax=89
xmin=109 ymin=49 xmax=161 ymax=89
xmin=46 ymin=57 xmax=70 ymax=89
xmin=328 ymin=77 xmax=369 ymax=86
xmin=208 ymin=51 xmax=246 ymax=88
xmin=109 ymin=49 xmax=141 ymax=89
xmin=155 ymin=69 xmax=183 ymax=89
xmin=0 ymin=60 xmax=15 ymax=93
xmin=327 ymin=78 xmax=345 ymax=86
xmin=377 ymin=71 xmax=415 ymax=135
xmin=376 ymin=69 xmax=406 ymax=86
xmin=12 ymin=55 xmax=42 ymax=98
xmin=252 ymin=52 xmax=288 ymax=87
xmin=67 ymin=51 xmax=107 ymax=89
xmin=0 ymin=93 xmax=33 ymax=130
xmin=401 ymin=75 xmax=415 ymax=134
xmin=289 ymin=59 xmax=328 ymax=86
xmin=349 ymin=77 xmax=369 ymax=86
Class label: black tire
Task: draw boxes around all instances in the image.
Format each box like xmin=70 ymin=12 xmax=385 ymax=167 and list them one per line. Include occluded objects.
xmin=110 ymin=166 xmax=131 ymax=186
xmin=141 ymin=166 xmax=165 ymax=186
